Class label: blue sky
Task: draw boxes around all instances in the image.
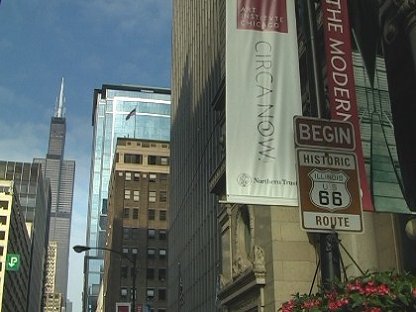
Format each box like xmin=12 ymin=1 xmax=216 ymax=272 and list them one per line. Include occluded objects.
xmin=0 ymin=1 xmax=172 ymax=310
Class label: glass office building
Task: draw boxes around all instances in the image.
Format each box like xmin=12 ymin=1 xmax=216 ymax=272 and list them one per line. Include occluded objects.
xmin=83 ymin=84 xmax=171 ymax=312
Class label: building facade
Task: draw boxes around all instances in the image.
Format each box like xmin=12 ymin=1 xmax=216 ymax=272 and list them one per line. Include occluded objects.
xmin=103 ymin=138 xmax=169 ymax=311
xmin=169 ymin=1 xmax=412 ymax=311
xmin=0 ymin=161 xmax=51 ymax=312
xmin=43 ymin=293 xmax=65 ymax=312
xmin=83 ymin=85 xmax=171 ymax=312
xmin=35 ymin=78 xmax=76 ymax=308
xmin=0 ymin=180 xmax=31 ymax=311
xmin=44 ymin=241 xmax=58 ymax=295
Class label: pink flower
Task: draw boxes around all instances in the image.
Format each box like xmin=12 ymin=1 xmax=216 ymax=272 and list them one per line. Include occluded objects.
xmin=281 ymin=300 xmax=295 ymax=312
xmin=412 ymin=288 xmax=416 ymax=298
xmin=327 ymin=297 xmax=349 ymax=311
xmin=302 ymin=298 xmax=321 ymax=309
xmin=376 ymin=284 xmax=390 ymax=296
xmin=347 ymin=281 xmax=363 ymax=293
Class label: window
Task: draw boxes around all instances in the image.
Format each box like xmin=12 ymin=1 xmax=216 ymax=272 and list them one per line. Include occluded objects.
xmin=148 ymin=209 xmax=155 ymax=220
xmin=161 ymin=157 xmax=169 ymax=165
xmin=132 ymin=208 xmax=139 ymax=220
xmin=159 ymin=210 xmax=167 ymax=221
xmin=133 ymin=190 xmax=140 ymax=201
xmin=0 ymin=216 xmax=7 ymax=225
xmin=159 ymin=191 xmax=167 ymax=202
xmin=159 ymin=249 xmax=167 ymax=259
xmin=146 ymin=288 xmax=155 ymax=301
xmin=133 ymin=173 xmax=140 ymax=181
xmin=147 ymin=268 xmax=155 ymax=279
xmin=125 ymin=172 xmax=131 ymax=180
xmin=148 ymin=155 xmax=157 ymax=165
xmin=122 ymin=248 xmax=129 ymax=254
xmin=160 ymin=174 xmax=168 ymax=182
xmin=123 ymin=228 xmax=131 ymax=240
xmin=0 ymin=231 xmax=6 ymax=240
xmin=124 ymin=190 xmax=131 ymax=200
xmin=123 ymin=208 xmax=130 ymax=218
xmin=148 ymin=229 xmax=156 ymax=239
xmin=132 ymin=228 xmax=139 ymax=240
xmin=120 ymin=288 xmax=128 ymax=297
xmin=102 ymin=199 xmax=108 ymax=214
xmin=0 ymin=201 xmax=8 ymax=210
xmin=121 ymin=266 xmax=128 ymax=278
xmin=149 ymin=173 xmax=157 ymax=182
xmin=159 ymin=268 xmax=166 ymax=281
xmin=147 ymin=248 xmax=156 ymax=259
xmin=132 ymin=248 xmax=138 ymax=255
xmin=149 ymin=191 xmax=157 ymax=202
xmin=159 ymin=230 xmax=167 ymax=240
xmin=158 ymin=288 xmax=167 ymax=301
xmin=124 ymin=153 xmax=142 ymax=164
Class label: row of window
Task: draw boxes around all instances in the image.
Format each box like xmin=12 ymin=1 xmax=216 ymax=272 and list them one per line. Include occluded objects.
xmin=120 ymin=287 xmax=167 ymax=302
xmin=122 ymin=208 xmax=167 ymax=221
xmin=146 ymin=268 xmax=167 ymax=281
xmin=122 ymin=228 xmax=167 ymax=241
xmin=118 ymin=153 xmax=170 ymax=166
xmin=123 ymin=172 xmax=169 ymax=183
xmin=147 ymin=248 xmax=167 ymax=259
xmin=120 ymin=247 xmax=167 ymax=260
xmin=124 ymin=190 xmax=168 ymax=203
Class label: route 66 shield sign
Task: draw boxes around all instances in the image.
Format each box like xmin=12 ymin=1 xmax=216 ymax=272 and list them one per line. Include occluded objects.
xmin=308 ymin=169 xmax=351 ymax=211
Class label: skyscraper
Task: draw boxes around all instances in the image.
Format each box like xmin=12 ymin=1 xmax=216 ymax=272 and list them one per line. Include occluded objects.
xmin=34 ymin=77 xmax=76 ymax=307
xmin=83 ymin=84 xmax=170 ymax=312
xmin=0 ymin=180 xmax=31 ymax=312
xmin=103 ymin=138 xmax=170 ymax=311
xmin=0 ymin=161 xmax=51 ymax=312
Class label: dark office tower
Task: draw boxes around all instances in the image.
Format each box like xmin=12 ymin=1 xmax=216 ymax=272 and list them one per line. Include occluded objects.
xmin=0 ymin=161 xmax=51 ymax=312
xmin=34 ymin=77 xmax=76 ymax=309
xmin=83 ymin=85 xmax=170 ymax=312
xmin=170 ymin=1 xmax=410 ymax=311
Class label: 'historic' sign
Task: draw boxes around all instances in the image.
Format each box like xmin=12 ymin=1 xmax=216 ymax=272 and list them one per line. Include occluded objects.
xmin=294 ymin=116 xmax=363 ymax=233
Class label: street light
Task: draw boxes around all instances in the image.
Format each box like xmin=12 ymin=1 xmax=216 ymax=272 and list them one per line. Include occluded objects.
xmin=73 ymin=245 xmax=137 ymax=312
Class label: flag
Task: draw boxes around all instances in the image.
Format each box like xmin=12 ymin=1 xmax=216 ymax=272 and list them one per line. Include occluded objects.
xmin=126 ymin=108 xmax=136 ymax=120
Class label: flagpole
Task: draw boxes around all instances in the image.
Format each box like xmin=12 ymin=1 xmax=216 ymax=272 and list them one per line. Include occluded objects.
xmin=125 ymin=107 xmax=137 ymax=138
xmin=134 ymin=107 xmax=137 ymax=138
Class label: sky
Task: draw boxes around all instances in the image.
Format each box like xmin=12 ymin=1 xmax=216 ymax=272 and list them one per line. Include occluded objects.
xmin=0 ymin=1 xmax=172 ymax=311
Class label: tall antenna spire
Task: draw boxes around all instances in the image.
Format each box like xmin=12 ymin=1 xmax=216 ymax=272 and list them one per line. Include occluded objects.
xmin=55 ymin=77 xmax=65 ymax=118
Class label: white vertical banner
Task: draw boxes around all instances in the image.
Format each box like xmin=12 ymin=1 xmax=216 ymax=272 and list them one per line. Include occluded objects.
xmin=226 ymin=0 xmax=302 ymax=205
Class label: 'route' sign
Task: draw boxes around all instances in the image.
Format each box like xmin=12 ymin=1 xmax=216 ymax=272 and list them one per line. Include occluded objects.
xmin=294 ymin=116 xmax=363 ymax=233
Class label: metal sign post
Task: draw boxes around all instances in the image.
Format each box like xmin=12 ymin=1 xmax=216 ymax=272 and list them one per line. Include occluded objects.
xmin=294 ymin=116 xmax=364 ymax=290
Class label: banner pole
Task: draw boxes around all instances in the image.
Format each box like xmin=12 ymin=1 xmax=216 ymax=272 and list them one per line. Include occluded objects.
xmin=303 ymin=0 xmax=341 ymax=290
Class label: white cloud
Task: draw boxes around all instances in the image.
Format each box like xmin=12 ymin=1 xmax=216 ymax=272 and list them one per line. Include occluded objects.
xmin=0 ymin=122 xmax=48 ymax=162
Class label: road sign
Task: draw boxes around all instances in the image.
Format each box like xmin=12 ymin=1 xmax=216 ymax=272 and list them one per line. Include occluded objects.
xmin=294 ymin=116 xmax=355 ymax=150
xmin=294 ymin=116 xmax=363 ymax=233
xmin=296 ymin=149 xmax=363 ymax=232
xmin=6 ymin=253 xmax=20 ymax=271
